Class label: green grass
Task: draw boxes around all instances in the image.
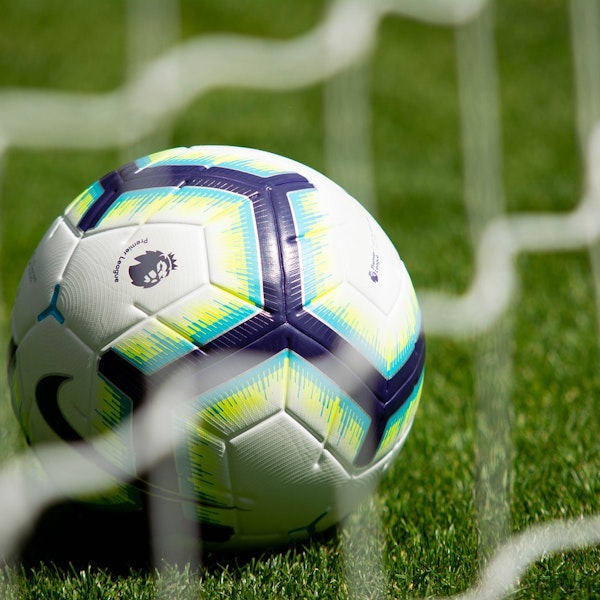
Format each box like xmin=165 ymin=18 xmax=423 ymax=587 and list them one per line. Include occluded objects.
xmin=1 ymin=0 xmax=599 ymax=598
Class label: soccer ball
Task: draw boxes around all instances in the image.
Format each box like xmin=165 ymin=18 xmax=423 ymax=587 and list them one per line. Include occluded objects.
xmin=7 ymin=146 xmax=425 ymax=549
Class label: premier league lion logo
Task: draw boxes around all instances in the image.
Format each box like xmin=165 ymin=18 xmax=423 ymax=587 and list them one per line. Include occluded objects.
xmin=129 ymin=250 xmax=177 ymax=288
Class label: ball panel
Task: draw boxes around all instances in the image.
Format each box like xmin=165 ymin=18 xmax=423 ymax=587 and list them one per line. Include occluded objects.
xmin=83 ymin=181 xmax=258 ymax=233
xmin=204 ymin=196 xmax=263 ymax=308
xmin=175 ymin=425 xmax=234 ymax=510
xmin=286 ymin=187 xmax=345 ymax=306
xmin=110 ymin=318 xmax=198 ymax=375
xmin=285 ymin=178 xmax=421 ymax=380
xmin=182 ymin=351 xmax=287 ymax=438
xmin=158 ymin=286 xmax=263 ymax=349
xmin=304 ymin=279 xmax=420 ymax=380
xmin=84 ymin=374 xmax=143 ymax=509
xmin=63 ymin=179 xmax=104 ymax=226
xmin=146 ymin=145 xmax=296 ymax=179
xmin=374 ymin=370 xmax=424 ymax=462
xmin=11 ymin=218 xmax=79 ymax=343
xmin=13 ymin=318 xmax=96 ymax=443
xmin=228 ymin=412 xmax=354 ymax=537
xmin=93 ymin=186 xmax=181 ymax=231
xmin=61 ymin=224 xmax=208 ymax=350
xmin=284 ymin=351 xmax=371 ymax=468
xmin=145 ymin=186 xmax=254 ymax=227
xmin=341 ymin=210 xmax=404 ymax=315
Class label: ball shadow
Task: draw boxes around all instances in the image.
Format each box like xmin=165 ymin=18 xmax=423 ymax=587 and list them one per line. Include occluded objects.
xmin=17 ymin=499 xmax=339 ymax=577
xmin=18 ymin=500 xmax=154 ymax=575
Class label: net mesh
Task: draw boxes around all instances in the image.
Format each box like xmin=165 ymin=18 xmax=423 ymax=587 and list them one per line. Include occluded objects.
xmin=0 ymin=0 xmax=599 ymax=597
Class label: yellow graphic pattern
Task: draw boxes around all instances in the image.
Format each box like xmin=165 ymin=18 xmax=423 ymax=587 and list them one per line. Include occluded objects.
xmin=92 ymin=376 xmax=135 ymax=469
xmin=291 ymin=189 xmax=342 ymax=305
xmin=191 ymin=353 xmax=287 ymax=437
xmin=175 ymin=424 xmax=235 ymax=524
xmin=139 ymin=146 xmax=292 ymax=178
xmin=95 ymin=187 xmax=178 ymax=229
xmin=113 ymin=320 xmax=196 ymax=374
xmin=137 ymin=147 xmax=189 ymax=167
xmin=288 ymin=186 xmax=421 ymax=378
xmin=206 ymin=201 xmax=262 ymax=306
xmin=64 ymin=180 xmax=104 ymax=224
xmin=373 ymin=372 xmax=424 ymax=462
xmin=162 ymin=291 xmax=259 ymax=347
xmin=148 ymin=186 xmax=252 ymax=226
xmin=96 ymin=184 xmax=263 ymax=306
xmin=87 ymin=376 xmax=139 ymax=508
xmin=285 ymin=352 xmax=370 ymax=466
xmin=97 ymin=182 xmax=250 ymax=229
xmin=312 ymin=286 xmax=421 ymax=378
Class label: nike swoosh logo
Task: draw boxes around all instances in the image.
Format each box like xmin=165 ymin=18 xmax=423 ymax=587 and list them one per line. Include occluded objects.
xmin=35 ymin=375 xmax=83 ymax=443
xmin=35 ymin=374 xmax=127 ymax=478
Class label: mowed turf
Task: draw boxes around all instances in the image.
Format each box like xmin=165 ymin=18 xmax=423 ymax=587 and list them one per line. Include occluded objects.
xmin=0 ymin=0 xmax=599 ymax=598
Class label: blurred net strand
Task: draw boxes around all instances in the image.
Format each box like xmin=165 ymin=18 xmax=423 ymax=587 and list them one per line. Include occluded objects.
xmin=418 ymin=144 xmax=600 ymax=337
xmin=124 ymin=3 xmax=196 ymax=588
xmin=126 ymin=0 xmax=181 ymax=80
xmin=570 ymin=0 xmax=600 ymax=151
xmin=455 ymin=0 xmax=514 ymax=567
xmin=429 ymin=2 xmax=600 ymax=598
xmin=0 ymin=0 xmax=485 ymax=151
xmin=434 ymin=514 xmax=600 ymax=600
xmin=122 ymin=0 xmax=181 ymax=160
xmin=340 ymin=496 xmax=388 ymax=600
xmin=421 ymin=0 xmax=600 ymax=337
xmin=324 ymin=58 xmax=377 ymax=216
xmin=455 ymin=1 xmax=504 ymax=245
xmin=569 ymin=0 xmax=600 ymax=345
xmin=322 ymin=31 xmax=386 ymax=599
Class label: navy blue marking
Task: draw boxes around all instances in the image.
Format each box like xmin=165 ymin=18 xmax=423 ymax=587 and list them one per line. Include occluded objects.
xmin=77 ymin=163 xmax=305 ymax=233
xmin=354 ymin=332 xmax=425 ymax=467
xmin=100 ymin=320 xmax=423 ymax=468
xmin=266 ymin=176 xmax=426 ymax=398
xmin=264 ymin=176 xmax=425 ymax=463
xmin=35 ymin=375 xmax=82 ymax=442
xmin=268 ymin=180 xmax=308 ymax=318
xmin=78 ymin=170 xmax=124 ymax=232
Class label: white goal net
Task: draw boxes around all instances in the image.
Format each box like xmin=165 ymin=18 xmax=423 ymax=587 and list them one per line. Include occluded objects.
xmin=0 ymin=0 xmax=599 ymax=598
